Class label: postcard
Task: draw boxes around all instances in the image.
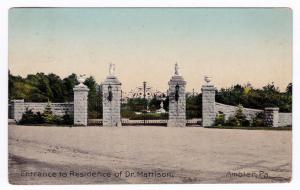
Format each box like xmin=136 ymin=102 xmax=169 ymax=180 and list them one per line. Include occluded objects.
xmin=8 ymin=7 xmax=292 ymax=184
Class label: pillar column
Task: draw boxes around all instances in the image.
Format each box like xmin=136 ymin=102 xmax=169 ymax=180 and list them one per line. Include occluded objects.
xmin=73 ymin=83 xmax=89 ymax=126
xmin=264 ymin=107 xmax=279 ymax=127
xmin=11 ymin=99 xmax=24 ymax=122
xmin=201 ymin=77 xmax=215 ymax=127
xmin=167 ymin=63 xmax=186 ymax=127
xmin=102 ymin=64 xmax=122 ymax=127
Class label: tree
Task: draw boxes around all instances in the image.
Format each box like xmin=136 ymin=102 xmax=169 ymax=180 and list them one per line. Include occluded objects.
xmin=62 ymin=73 xmax=78 ymax=102
xmin=84 ymin=76 xmax=101 ymax=118
xmin=148 ymin=96 xmax=161 ymax=111
xmin=127 ymin=98 xmax=147 ymax=112
xmin=186 ymin=94 xmax=202 ymax=119
xmin=47 ymin=73 xmax=64 ymax=102
xmin=286 ymin=83 xmax=292 ymax=95
xmin=216 ymin=82 xmax=292 ymax=112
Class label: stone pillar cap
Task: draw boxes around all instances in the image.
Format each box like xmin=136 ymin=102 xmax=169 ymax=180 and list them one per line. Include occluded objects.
xmin=201 ymin=85 xmax=215 ymax=91
xmin=169 ymin=75 xmax=186 ymax=84
xmin=73 ymin=84 xmax=89 ymax=91
xmin=103 ymin=75 xmax=121 ymax=85
xmin=265 ymin=107 xmax=279 ymax=111
xmin=11 ymin=99 xmax=24 ymax=103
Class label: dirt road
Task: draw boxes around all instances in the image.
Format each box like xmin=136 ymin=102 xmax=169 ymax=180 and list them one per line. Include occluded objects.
xmin=8 ymin=125 xmax=292 ymax=184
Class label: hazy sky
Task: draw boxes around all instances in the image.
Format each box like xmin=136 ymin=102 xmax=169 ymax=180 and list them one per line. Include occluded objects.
xmin=9 ymin=8 xmax=292 ymax=92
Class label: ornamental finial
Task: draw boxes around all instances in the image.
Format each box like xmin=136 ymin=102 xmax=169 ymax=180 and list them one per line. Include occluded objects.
xmin=78 ymin=74 xmax=86 ymax=85
xmin=204 ymin=75 xmax=212 ymax=84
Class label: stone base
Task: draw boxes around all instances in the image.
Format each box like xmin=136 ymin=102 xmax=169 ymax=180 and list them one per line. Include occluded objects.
xmin=167 ymin=120 xmax=186 ymax=127
xmin=103 ymin=121 xmax=122 ymax=127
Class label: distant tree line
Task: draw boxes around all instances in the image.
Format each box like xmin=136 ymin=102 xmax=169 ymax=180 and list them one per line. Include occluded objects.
xmin=9 ymin=72 xmax=292 ymax=120
xmin=9 ymin=72 xmax=102 ymax=118
xmin=216 ymin=83 xmax=292 ymax=113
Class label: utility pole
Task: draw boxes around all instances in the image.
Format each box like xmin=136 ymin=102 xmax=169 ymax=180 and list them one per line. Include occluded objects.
xmin=143 ymin=81 xmax=146 ymax=126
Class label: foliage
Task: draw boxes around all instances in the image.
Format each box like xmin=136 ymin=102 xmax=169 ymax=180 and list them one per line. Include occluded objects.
xmin=9 ymin=72 xmax=78 ymax=102
xmin=251 ymin=112 xmax=265 ymax=127
xmin=148 ymin=96 xmax=162 ymax=111
xmin=216 ymin=83 xmax=292 ymax=112
xmin=129 ymin=112 xmax=168 ymax=120
xmin=41 ymin=102 xmax=56 ymax=123
xmin=19 ymin=108 xmax=45 ymax=124
xmin=121 ymin=109 xmax=136 ymax=119
xmin=62 ymin=112 xmax=73 ymax=125
xmin=211 ymin=126 xmax=292 ymax=131
xmin=9 ymin=72 xmax=102 ymax=119
xmin=84 ymin=77 xmax=102 ymax=119
xmin=186 ymin=94 xmax=202 ymax=119
xmin=121 ymin=107 xmax=168 ymax=120
xmin=225 ymin=105 xmax=250 ymax=127
xmin=163 ymin=96 xmax=169 ymax=111
xmin=215 ymin=112 xmax=225 ymax=126
xmin=286 ymin=83 xmax=292 ymax=95
xmin=19 ymin=104 xmax=73 ymax=125
xmin=126 ymin=98 xmax=148 ymax=112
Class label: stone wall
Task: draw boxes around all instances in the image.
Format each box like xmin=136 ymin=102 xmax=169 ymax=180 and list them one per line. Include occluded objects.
xmin=24 ymin=102 xmax=74 ymax=115
xmin=215 ymin=102 xmax=292 ymax=127
xmin=11 ymin=99 xmax=74 ymax=122
xmin=278 ymin=113 xmax=292 ymax=127
xmin=215 ymin=102 xmax=263 ymax=121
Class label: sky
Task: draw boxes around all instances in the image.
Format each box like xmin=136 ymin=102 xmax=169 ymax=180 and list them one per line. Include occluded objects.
xmin=8 ymin=8 xmax=292 ymax=92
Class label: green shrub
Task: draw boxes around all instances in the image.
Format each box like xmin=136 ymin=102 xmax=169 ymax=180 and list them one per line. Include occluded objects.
xmin=128 ymin=113 xmax=168 ymax=120
xmin=88 ymin=110 xmax=102 ymax=119
xmin=19 ymin=103 xmax=73 ymax=125
xmin=121 ymin=109 xmax=136 ymax=118
xmin=215 ymin=113 xmax=225 ymax=126
xmin=62 ymin=113 xmax=73 ymax=125
xmin=251 ymin=112 xmax=265 ymax=127
xmin=225 ymin=105 xmax=250 ymax=127
xmin=130 ymin=112 xmax=168 ymax=120
xmin=19 ymin=108 xmax=45 ymax=124
xmin=241 ymin=119 xmax=251 ymax=127
xmin=226 ymin=116 xmax=239 ymax=126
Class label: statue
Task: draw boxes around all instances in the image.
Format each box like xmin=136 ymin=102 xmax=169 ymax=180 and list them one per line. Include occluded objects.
xmin=175 ymin=63 xmax=180 ymax=76
xmin=160 ymin=101 xmax=164 ymax=108
xmin=204 ymin=75 xmax=212 ymax=84
xmin=156 ymin=100 xmax=166 ymax=114
xmin=109 ymin=63 xmax=115 ymax=76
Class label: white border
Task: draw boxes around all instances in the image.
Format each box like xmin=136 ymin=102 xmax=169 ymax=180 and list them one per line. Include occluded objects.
xmin=1 ymin=0 xmax=299 ymax=190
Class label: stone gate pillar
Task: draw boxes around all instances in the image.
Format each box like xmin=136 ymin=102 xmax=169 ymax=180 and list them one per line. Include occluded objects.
xmin=264 ymin=107 xmax=279 ymax=127
xmin=201 ymin=77 xmax=215 ymax=127
xmin=102 ymin=64 xmax=122 ymax=127
xmin=73 ymin=76 xmax=89 ymax=126
xmin=167 ymin=63 xmax=186 ymax=127
xmin=11 ymin=99 xmax=25 ymax=122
